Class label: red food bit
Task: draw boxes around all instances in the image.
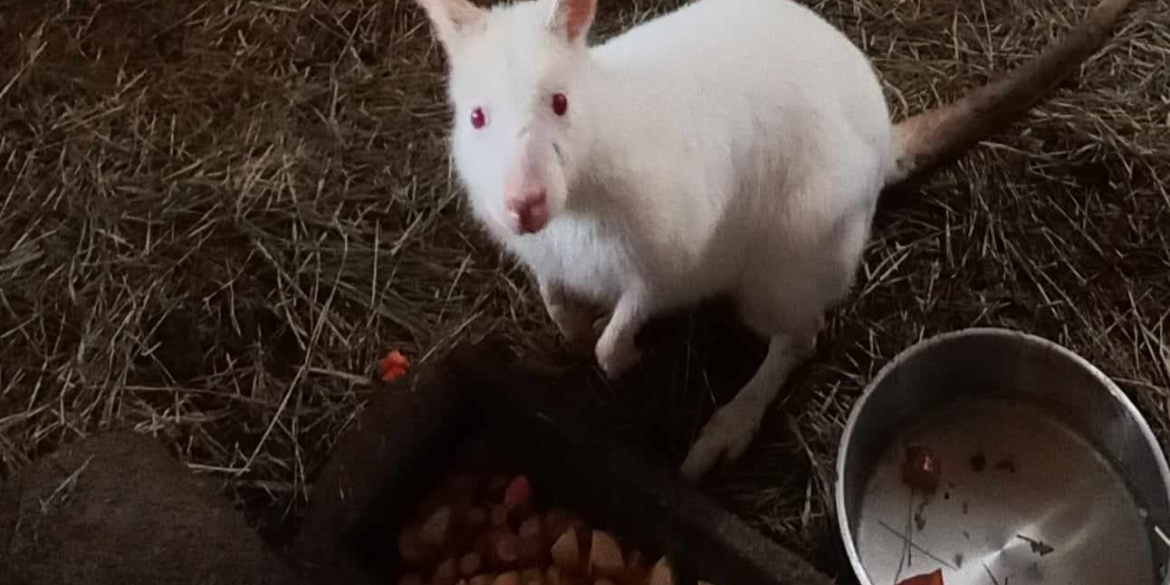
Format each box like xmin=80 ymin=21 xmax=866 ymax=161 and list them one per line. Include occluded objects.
xmin=380 ymin=349 xmax=410 ymax=381
xmin=902 ymin=444 xmax=941 ymax=494
xmin=896 ymin=568 xmax=944 ymax=585
xmin=504 ymin=475 xmax=533 ymax=509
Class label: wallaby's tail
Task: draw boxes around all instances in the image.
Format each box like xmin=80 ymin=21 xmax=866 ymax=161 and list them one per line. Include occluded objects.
xmin=884 ymin=0 xmax=1136 ymax=189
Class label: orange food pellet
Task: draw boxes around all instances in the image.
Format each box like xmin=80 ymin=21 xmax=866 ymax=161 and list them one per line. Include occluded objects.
xmin=380 ymin=349 xmax=410 ymax=381
xmin=896 ymin=569 xmax=944 ymax=585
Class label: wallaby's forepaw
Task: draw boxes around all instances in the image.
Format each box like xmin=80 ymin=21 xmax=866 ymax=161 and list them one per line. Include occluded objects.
xmin=591 ymin=312 xmax=612 ymax=337
xmin=546 ymin=304 xmax=599 ymax=357
xmin=678 ymin=402 xmax=762 ymax=482
xmin=558 ymin=318 xmax=598 ymax=357
xmin=595 ymin=336 xmax=640 ymax=380
xmin=563 ymin=334 xmax=596 ymax=358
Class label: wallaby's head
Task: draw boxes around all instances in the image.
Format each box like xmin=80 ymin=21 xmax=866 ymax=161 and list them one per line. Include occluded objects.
xmin=416 ymin=0 xmax=598 ymax=236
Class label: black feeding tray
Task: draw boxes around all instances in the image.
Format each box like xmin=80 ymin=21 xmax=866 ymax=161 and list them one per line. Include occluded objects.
xmin=291 ymin=339 xmax=835 ymax=585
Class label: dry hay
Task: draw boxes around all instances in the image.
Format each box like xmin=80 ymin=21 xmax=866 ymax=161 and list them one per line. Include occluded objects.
xmin=0 ymin=0 xmax=1167 ymax=574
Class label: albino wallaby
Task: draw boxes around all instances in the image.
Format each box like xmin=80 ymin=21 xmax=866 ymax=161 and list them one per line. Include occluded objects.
xmin=413 ymin=0 xmax=1135 ymax=481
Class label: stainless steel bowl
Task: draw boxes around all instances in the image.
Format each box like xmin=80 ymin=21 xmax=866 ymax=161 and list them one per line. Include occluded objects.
xmin=835 ymin=327 xmax=1170 ymax=585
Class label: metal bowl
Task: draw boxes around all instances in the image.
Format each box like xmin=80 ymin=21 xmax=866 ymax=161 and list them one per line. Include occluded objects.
xmin=835 ymin=327 xmax=1170 ymax=585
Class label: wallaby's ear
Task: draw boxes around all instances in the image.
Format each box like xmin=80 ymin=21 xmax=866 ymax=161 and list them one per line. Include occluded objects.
xmin=546 ymin=0 xmax=596 ymax=45
xmin=415 ymin=0 xmax=487 ymax=55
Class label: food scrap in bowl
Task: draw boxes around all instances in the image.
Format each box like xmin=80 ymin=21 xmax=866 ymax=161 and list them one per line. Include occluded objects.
xmin=895 ymin=568 xmax=943 ymax=585
xmin=901 ymin=444 xmax=941 ymax=494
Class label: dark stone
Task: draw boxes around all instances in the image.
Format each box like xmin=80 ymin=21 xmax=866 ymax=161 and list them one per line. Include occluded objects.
xmin=0 ymin=431 xmax=303 ymax=585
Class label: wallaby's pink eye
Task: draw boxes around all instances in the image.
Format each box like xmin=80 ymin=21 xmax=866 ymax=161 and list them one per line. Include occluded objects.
xmin=552 ymin=93 xmax=568 ymax=116
xmin=470 ymin=107 xmax=486 ymax=129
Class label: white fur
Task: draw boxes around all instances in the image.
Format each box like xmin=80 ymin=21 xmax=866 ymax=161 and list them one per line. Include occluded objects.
xmin=421 ymin=0 xmax=898 ymax=480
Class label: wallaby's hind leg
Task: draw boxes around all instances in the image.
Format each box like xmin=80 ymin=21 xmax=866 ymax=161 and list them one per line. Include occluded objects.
xmin=678 ymin=203 xmax=873 ymax=481
xmin=679 ymin=327 xmax=819 ymax=482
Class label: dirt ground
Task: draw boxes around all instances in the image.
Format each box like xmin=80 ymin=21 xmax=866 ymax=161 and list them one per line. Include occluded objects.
xmin=1 ymin=0 xmax=1168 ymax=578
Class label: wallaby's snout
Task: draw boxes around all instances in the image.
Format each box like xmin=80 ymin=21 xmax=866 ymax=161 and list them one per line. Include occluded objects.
xmin=506 ymin=187 xmax=550 ymax=234
xmin=503 ymin=128 xmax=563 ymax=235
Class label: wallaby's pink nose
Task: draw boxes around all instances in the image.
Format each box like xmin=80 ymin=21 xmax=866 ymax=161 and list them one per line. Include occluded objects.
xmin=506 ymin=189 xmax=549 ymax=234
